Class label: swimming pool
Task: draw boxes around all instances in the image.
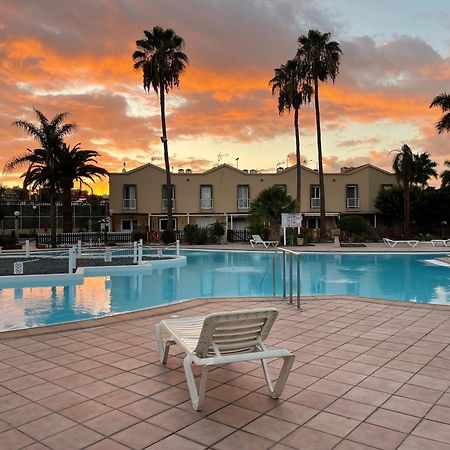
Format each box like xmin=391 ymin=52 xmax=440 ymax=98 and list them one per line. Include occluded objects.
xmin=0 ymin=250 xmax=449 ymax=331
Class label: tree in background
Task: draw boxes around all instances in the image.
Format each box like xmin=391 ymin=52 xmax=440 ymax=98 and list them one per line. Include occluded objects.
xmin=270 ymin=59 xmax=312 ymax=210
xmin=250 ymin=186 xmax=296 ymax=240
xmin=430 ymin=93 xmax=450 ymax=133
xmin=296 ymin=30 xmax=342 ymax=241
xmin=58 ymin=143 xmax=108 ymax=232
xmin=440 ymin=160 xmax=450 ymax=189
xmin=5 ymin=109 xmax=77 ymax=246
xmin=414 ymin=152 xmax=437 ymax=187
xmin=133 ymin=26 xmax=188 ymax=231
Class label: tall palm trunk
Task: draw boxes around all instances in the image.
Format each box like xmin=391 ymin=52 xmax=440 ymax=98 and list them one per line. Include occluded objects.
xmin=314 ymin=77 xmax=326 ymax=241
xmin=159 ymin=81 xmax=173 ymax=231
xmin=404 ymin=180 xmax=410 ymax=238
xmin=294 ymin=107 xmax=301 ymax=212
xmin=62 ymin=180 xmax=73 ymax=233
xmin=49 ymin=189 xmax=57 ymax=248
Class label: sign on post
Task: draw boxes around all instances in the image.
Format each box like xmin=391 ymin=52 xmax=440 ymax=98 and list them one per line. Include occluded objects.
xmin=104 ymin=249 xmax=112 ymax=262
xmin=14 ymin=262 xmax=24 ymax=275
xmin=281 ymin=213 xmax=303 ymax=246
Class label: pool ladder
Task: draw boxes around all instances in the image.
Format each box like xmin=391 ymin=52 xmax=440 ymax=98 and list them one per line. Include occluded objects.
xmin=269 ymin=248 xmax=301 ymax=309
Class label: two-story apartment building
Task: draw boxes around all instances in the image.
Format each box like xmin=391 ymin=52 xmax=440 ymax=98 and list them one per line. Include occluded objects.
xmin=108 ymin=163 xmax=396 ymax=234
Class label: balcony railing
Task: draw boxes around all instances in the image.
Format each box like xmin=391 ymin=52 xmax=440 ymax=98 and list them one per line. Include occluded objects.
xmin=346 ymin=198 xmax=360 ymax=208
xmin=200 ymin=198 xmax=213 ymax=210
xmin=310 ymin=198 xmax=320 ymax=209
xmin=238 ymin=198 xmax=250 ymax=210
xmin=123 ymin=199 xmax=136 ymax=209
xmin=162 ymin=199 xmax=176 ymax=210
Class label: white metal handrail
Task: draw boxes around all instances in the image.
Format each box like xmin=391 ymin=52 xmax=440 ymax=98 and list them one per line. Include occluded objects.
xmin=276 ymin=247 xmax=301 ymax=309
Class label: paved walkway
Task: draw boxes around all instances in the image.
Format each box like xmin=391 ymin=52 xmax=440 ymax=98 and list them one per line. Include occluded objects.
xmin=0 ymin=297 xmax=449 ymax=449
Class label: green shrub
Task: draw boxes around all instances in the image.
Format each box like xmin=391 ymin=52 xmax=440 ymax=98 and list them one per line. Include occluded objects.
xmin=338 ymin=215 xmax=368 ymax=242
xmin=161 ymin=229 xmax=176 ymax=245
xmin=210 ymin=221 xmax=225 ymax=243
xmin=0 ymin=231 xmax=19 ymax=249
xmin=184 ymin=224 xmax=199 ymax=244
xmin=195 ymin=227 xmax=211 ymax=244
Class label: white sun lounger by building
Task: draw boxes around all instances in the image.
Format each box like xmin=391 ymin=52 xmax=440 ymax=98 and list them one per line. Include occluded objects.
xmin=250 ymin=234 xmax=279 ymax=248
xmin=383 ymin=238 xmax=419 ymax=247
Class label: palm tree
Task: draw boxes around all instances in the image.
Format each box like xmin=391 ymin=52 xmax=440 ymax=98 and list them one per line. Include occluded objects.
xmin=269 ymin=59 xmax=312 ymax=211
xmin=250 ymin=186 xmax=296 ymax=240
xmin=57 ymin=143 xmax=108 ymax=232
xmin=297 ymin=30 xmax=342 ymax=240
xmin=414 ymin=152 xmax=437 ymax=187
xmin=132 ymin=26 xmax=188 ymax=232
xmin=391 ymin=144 xmax=417 ymax=237
xmin=430 ymin=93 xmax=450 ymax=133
xmin=441 ymin=160 xmax=450 ymax=189
xmin=5 ymin=109 xmax=77 ymax=246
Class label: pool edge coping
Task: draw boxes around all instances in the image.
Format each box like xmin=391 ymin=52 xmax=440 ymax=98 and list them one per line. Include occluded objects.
xmin=1 ymin=295 xmax=450 ymax=340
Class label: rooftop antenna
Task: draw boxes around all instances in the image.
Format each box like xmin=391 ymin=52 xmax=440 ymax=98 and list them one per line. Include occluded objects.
xmin=121 ymin=162 xmax=126 ymax=173
xmin=235 ymin=157 xmax=239 ymax=169
xmin=217 ymin=152 xmax=228 ymax=164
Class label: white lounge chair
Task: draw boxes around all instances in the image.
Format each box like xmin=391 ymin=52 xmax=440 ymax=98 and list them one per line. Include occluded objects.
xmin=383 ymin=238 xmax=419 ymax=248
xmin=155 ymin=308 xmax=295 ymax=410
xmin=250 ymin=234 xmax=279 ymax=248
xmin=431 ymin=239 xmax=450 ymax=247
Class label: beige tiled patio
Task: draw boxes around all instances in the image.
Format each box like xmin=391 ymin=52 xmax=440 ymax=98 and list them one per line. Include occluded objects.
xmin=0 ymin=296 xmax=450 ymax=449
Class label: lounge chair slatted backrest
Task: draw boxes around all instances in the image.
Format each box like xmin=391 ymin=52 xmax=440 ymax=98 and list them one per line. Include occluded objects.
xmin=155 ymin=308 xmax=294 ymax=410
xmin=194 ymin=309 xmax=278 ymax=357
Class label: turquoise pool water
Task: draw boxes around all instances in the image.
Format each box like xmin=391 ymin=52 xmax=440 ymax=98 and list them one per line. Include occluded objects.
xmin=0 ymin=250 xmax=449 ymax=331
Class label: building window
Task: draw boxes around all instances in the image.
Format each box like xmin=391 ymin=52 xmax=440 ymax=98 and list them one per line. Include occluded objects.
xmin=310 ymin=185 xmax=320 ymax=209
xmin=237 ymin=185 xmax=250 ymax=210
xmin=162 ymin=185 xmax=176 ymax=210
xmin=346 ymin=184 xmax=359 ymax=208
xmin=274 ymin=184 xmax=287 ymax=192
xmin=158 ymin=217 xmax=177 ymax=230
xmin=123 ymin=185 xmax=136 ymax=209
xmin=200 ymin=185 xmax=213 ymax=210
xmin=122 ymin=219 xmax=138 ymax=231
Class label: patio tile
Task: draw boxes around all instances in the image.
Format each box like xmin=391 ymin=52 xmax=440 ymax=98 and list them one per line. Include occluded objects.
xmin=84 ymin=438 xmax=130 ymax=449
xmin=366 ymin=408 xmax=420 ymax=433
xmin=73 ymin=380 xmax=118 ymax=398
xmin=306 ymin=411 xmax=360 ymax=437
xmin=412 ymin=420 xmax=450 ymax=444
xmin=111 ymin=421 xmax=170 ymax=448
xmin=42 ymin=424 xmax=103 ymax=449
xmin=119 ymin=397 xmax=170 ymax=420
xmin=426 ymin=405 xmax=450 ymax=424
xmin=325 ymin=398 xmax=376 ymax=420
xmin=281 ymin=426 xmax=341 ymax=449
xmin=243 ymin=414 xmax=298 ymax=441
xmin=309 ymin=379 xmax=353 ymax=397
xmin=19 ymin=412 xmax=77 ymax=440
xmin=334 ymin=440 xmax=378 ymax=450
xmin=95 ymin=388 xmax=143 ymax=408
xmin=266 ymin=400 xmax=319 ymax=425
xmin=0 ymin=429 xmax=35 ymax=449
xmin=84 ymin=409 xmax=140 ymax=435
xmin=148 ymin=434 xmax=206 ymax=450
xmin=358 ymin=376 xmax=403 ymax=394
xmin=125 ymin=378 xmax=169 ymax=396
xmin=209 ymin=404 xmax=260 ymax=428
xmin=347 ymin=423 xmax=406 ymax=450
xmin=343 ymin=386 xmax=391 ymax=406
xmin=178 ymin=418 xmax=235 ymax=446
xmin=0 ymin=392 xmax=31 ymax=413
xmin=383 ymin=395 xmax=433 ymax=417
xmin=289 ymin=390 xmax=337 ymax=410
xmin=38 ymin=391 xmax=88 ymax=411
xmin=397 ymin=435 xmax=450 ymax=450
xmin=0 ymin=402 xmax=52 ymax=427
xmin=396 ymin=384 xmax=443 ymax=403
xmin=213 ymin=430 xmax=274 ymax=450
xmin=147 ymin=406 xmax=200 ymax=431
xmin=60 ymin=399 xmax=112 ymax=422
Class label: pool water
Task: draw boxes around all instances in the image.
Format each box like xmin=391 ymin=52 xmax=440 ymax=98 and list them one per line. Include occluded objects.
xmin=0 ymin=250 xmax=449 ymax=330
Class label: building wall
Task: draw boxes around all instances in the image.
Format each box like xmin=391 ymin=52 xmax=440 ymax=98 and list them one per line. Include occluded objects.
xmin=109 ymin=163 xmax=396 ymax=231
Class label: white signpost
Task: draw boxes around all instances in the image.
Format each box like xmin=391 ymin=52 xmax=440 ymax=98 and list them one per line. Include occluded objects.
xmin=281 ymin=213 xmax=302 ymax=246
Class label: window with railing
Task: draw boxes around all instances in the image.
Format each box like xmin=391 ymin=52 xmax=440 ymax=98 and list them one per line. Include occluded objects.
xmin=310 ymin=184 xmax=320 ymax=208
xmin=123 ymin=185 xmax=136 ymax=209
xmin=237 ymin=185 xmax=250 ymax=210
xmin=346 ymin=184 xmax=359 ymax=208
xmin=200 ymin=185 xmax=213 ymax=210
xmin=162 ymin=185 xmax=176 ymax=210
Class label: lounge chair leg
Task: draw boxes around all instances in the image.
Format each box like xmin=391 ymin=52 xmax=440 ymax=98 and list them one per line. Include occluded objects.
xmin=183 ymin=356 xmax=209 ymax=411
xmin=154 ymin=323 xmax=175 ymax=364
xmin=260 ymin=355 xmax=295 ymax=399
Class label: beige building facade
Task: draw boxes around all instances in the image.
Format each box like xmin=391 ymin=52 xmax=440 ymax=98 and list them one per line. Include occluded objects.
xmin=108 ymin=163 xmax=396 ymax=234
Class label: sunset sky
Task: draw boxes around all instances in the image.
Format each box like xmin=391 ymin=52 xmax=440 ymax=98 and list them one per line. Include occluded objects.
xmin=1 ymin=0 xmax=449 ymax=194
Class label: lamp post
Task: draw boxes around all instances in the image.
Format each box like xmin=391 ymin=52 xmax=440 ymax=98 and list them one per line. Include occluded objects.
xmin=14 ymin=210 xmax=20 ymax=236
